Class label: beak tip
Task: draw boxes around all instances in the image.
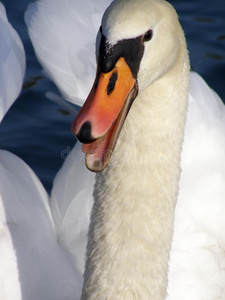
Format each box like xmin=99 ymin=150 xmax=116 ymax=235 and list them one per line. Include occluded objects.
xmin=72 ymin=120 xmax=95 ymax=144
xmin=86 ymin=157 xmax=104 ymax=173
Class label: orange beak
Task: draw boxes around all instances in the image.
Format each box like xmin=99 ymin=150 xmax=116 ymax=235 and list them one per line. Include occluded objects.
xmin=72 ymin=57 xmax=138 ymax=172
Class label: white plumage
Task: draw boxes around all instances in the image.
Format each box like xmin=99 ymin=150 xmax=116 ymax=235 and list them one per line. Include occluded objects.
xmin=0 ymin=0 xmax=224 ymax=299
xmin=25 ymin=0 xmax=109 ymax=105
xmin=167 ymin=72 xmax=225 ymax=299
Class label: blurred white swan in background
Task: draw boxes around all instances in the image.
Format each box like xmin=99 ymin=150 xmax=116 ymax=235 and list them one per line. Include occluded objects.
xmin=0 ymin=3 xmax=79 ymax=300
xmin=0 ymin=0 xmax=224 ymax=299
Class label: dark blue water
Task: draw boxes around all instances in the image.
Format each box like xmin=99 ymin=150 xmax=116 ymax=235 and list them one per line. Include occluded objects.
xmin=0 ymin=0 xmax=224 ymax=194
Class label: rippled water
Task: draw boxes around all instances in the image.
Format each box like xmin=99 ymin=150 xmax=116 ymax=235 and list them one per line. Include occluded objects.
xmin=0 ymin=0 xmax=224 ymax=193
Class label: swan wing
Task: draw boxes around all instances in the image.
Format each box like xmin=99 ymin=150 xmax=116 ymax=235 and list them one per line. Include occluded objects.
xmin=25 ymin=0 xmax=112 ymax=106
xmin=0 ymin=150 xmax=80 ymax=300
xmin=167 ymin=72 xmax=225 ymax=299
xmin=51 ymin=142 xmax=95 ymax=284
xmin=0 ymin=2 xmax=25 ymax=123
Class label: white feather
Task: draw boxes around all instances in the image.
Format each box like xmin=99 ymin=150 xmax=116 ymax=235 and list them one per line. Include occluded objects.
xmin=51 ymin=142 xmax=95 ymax=279
xmin=25 ymin=0 xmax=111 ymax=106
xmin=0 ymin=2 xmax=25 ymax=123
xmin=167 ymin=72 xmax=225 ymax=300
xmin=0 ymin=150 xmax=80 ymax=300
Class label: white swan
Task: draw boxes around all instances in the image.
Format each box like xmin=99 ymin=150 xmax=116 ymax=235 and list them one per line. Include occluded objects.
xmin=25 ymin=0 xmax=225 ymax=299
xmin=0 ymin=3 xmax=80 ymax=300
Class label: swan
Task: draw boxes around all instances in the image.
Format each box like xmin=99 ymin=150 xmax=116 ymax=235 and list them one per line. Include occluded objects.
xmin=25 ymin=0 xmax=225 ymax=299
xmin=0 ymin=3 xmax=80 ymax=299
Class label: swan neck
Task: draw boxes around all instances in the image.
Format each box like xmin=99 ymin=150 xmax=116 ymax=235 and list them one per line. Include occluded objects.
xmin=82 ymin=41 xmax=189 ymax=299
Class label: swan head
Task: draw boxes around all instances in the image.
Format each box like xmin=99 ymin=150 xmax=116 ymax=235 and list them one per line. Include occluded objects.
xmin=72 ymin=0 xmax=186 ymax=172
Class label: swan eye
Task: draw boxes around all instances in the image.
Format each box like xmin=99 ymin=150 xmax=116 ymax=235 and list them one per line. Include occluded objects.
xmin=143 ymin=29 xmax=153 ymax=42
xmin=99 ymin=25 xmax=103 ymax=34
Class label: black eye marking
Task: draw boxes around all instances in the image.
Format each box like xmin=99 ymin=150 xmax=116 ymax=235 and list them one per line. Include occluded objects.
xmin=99 ymin=25 xmax=103 ymax=34
xmin=143 ymin=29 xmax=153 ymax=42
xmin=107 ymin=71 xmax=118 ymax=95
xmin=99 ymin=35 xmax=144 ymax=77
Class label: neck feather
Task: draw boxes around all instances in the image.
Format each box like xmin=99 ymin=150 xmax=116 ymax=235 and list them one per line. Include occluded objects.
xmin=82 ymin=46 xmax=189 ymax=300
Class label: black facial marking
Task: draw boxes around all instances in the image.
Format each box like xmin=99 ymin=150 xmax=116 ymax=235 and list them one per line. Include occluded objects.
xmin=99 ymin=35 xmax=144 ymax=78
xmin=77 ymin=121 xmax=95 ymax=144
xmin=107 ymin=71 xmax=118 ymax=95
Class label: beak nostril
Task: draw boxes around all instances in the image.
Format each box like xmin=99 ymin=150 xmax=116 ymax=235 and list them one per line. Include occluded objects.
xmin=76 ymin=121 xmax=95 ymax=144
xmin=107 ymin=71 xmax=118 ymax=95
